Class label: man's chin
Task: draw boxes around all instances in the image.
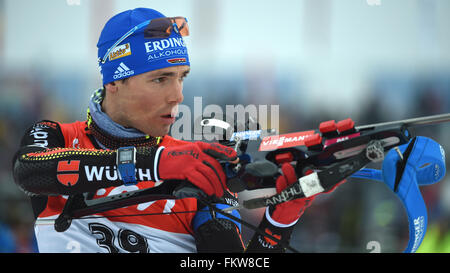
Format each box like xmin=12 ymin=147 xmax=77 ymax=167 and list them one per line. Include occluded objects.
xmin=142 ymin=125 xmax=171 ymax=138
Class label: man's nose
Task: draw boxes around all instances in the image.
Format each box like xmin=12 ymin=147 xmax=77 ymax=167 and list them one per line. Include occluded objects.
xmin=167 ymin=80 xmax=184 ymax=104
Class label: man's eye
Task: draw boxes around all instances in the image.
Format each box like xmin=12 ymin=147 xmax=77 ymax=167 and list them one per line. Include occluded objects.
xmin=152 ymin=77 xmax=166 ymax=83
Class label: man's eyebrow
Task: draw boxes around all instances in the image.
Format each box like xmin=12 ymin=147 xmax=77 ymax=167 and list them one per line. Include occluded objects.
xmin=148 ymin=69 xmax=190 ymax=78
xmin=149 ymin=71 xmax=176 ymax=77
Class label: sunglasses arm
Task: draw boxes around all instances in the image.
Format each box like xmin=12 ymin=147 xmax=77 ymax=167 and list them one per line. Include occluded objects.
xmin=100 ymin=19 xmax=151 ymax=64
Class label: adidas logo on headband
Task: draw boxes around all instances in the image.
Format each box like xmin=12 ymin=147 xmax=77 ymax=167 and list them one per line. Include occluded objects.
xmin=114 ymin=62 xmax=135 ymax=80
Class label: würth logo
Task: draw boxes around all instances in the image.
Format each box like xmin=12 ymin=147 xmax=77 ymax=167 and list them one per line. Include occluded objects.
xmin=57 ymin=160 xmax=80 ymax=186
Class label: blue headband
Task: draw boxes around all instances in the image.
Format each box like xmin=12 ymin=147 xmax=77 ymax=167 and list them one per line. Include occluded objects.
xmin=97 ymin=8 xmax=190 ymax=85
xmin=352 ymin=136 xmax=446 ymax=252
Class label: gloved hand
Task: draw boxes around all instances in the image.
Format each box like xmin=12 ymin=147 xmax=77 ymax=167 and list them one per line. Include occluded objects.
xmin=157 ymin=142 xmax=238 ymax=198
xmin=269 ymin=163 xmax=346 ymax=225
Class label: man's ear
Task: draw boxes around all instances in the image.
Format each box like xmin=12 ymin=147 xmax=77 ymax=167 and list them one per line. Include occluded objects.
xmin=104 ymin=82 xmax=119 ymax=94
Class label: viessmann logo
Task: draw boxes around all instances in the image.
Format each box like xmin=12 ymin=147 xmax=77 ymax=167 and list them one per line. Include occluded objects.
xmin=259 ymin=131 xmax=315 ymax=151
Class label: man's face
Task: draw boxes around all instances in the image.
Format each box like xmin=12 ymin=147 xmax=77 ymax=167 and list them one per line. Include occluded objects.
xmin=106 ymin=65 xmax=190 ymax=137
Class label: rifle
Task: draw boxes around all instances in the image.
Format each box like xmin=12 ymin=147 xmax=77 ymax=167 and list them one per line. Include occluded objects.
xmin=219 ymin=113 xmax=450 ymax=210
xmin=53 ymin=113 xmax=450 ymax=252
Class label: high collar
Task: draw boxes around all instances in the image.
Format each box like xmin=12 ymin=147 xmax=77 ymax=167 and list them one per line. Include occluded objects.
xmin=86 ymin=88 xmax=162 ymax=150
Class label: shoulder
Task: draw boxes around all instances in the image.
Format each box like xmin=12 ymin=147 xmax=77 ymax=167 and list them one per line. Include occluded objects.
xmin=58 ymin=120 xmax=87 ymax=132
xmin=25 ymin=120 xmax=85 ymax=134
xmin=28 ymin=120 xmax=62 ymax=131
xmin=22 ymin=120 xmax=64 ymax=141
xmin=17 ymin=120 xmax=66 ymax=151
xmin=20 ymin=120 xmax=88 ymax=149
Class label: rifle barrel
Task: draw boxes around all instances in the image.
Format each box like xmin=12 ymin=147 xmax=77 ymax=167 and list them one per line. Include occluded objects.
xmin=356 ymin=113 xmax=450 ymax=130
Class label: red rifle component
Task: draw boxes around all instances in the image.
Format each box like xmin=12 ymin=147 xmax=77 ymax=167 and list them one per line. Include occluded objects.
xmin=275 ymin=152 xmax=294 ymax=164
xmin=319 ymin=120 xmax=337 ymax=133
xmin=304 ymin=133 xmax=323 ymax=151
xmin=319 ymin=120 xmax=338 ymax=138
xmin=337 ymin=118 xmax=356 ymax=134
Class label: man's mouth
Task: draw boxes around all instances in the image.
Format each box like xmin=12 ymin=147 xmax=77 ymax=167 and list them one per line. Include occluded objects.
xmin=161 ymin=112 xmax=176 ymax=119
xmin=160 ymin=107 xmax=178 ymax=124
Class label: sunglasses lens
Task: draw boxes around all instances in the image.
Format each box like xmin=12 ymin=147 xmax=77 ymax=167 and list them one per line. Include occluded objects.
xmin=173 ymin=17 xmax=189 ymax=36
xmin=144 ymin=18 xmax=171 ymax=38
xmin=144 ymin=17 xmax=189 ymax=39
